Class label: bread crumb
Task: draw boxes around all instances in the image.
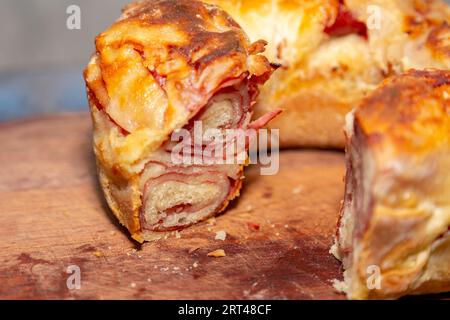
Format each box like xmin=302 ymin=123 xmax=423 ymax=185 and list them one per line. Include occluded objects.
xmin=175 ymin=231 xmax=181 ymax=239
xmin=188 ymin=247 xmax=199 ymax=254
xmin=193 ymin=261 xmax=199 ymax=268
xmin=244 ymin=205 xmax=253 ymax=212
xmin=207 ymin=217 xmax=216 ymax=225
xmin=93 ymin=251 xmax=103 ymax=258
xmin=130 ymin=282 xmax=136 ymax=288
xmin=147 ymin=278 xmax=152 ymax=283
xmin=292 ymin=186 xmax=303 ymax=194
xmin=443 ymin=91 xmax=449 ymax=100
xmin=215 ymin=230 xmax=227 ymax=241
xmin=275 ymin=232 xmax=280 ymax=236
xmin=207 ymin=249 xmax=226 ymax=258
xmin=207 ymin=227 xmax=212 ymax=232
xmin=109 ymin=231 xmax=116 ymax=236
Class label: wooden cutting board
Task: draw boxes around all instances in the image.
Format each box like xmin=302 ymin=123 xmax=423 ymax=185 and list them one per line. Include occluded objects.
xmin=0 ymin=112 xmax=352 ymax=299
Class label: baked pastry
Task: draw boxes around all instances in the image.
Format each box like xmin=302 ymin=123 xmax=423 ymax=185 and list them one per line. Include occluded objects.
xmin=332 ymin=69 xmax=450 ymax=299
xmin=205 ymin=0 xmax=450 ymax=148
xmin=84 ymin=0 xmax=278 ymax=242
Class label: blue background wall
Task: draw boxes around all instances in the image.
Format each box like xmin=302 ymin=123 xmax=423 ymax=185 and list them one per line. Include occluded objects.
xmin=0 ymin=0 xmax=128 ymax=121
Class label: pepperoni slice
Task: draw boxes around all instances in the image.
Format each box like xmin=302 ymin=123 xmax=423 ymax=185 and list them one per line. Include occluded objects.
xmin=324 ymin=1 xmax=368 ymax=39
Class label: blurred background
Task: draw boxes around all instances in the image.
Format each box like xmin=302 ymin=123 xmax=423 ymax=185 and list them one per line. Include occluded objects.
xmin=0 ymin=0 xmax=449 ymax=122
xmin=0 ymin=0 xmax=129 ymax=121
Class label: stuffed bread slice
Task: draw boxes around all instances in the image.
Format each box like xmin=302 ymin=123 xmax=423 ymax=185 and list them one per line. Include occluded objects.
xmin=206 ymin=0 xmax=450 ymax=148
xmin=332 ymin=69 xmax=450 ymax=299
xmin=84 ymin=0 xmax=278 ymax=242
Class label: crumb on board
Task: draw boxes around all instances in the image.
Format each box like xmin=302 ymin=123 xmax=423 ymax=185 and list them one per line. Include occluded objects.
xmin=207 ymin=217 xmax=216 ymax=225
xmin=207 ymin=249 xmax=226 ymax=258
xmin=244 ymin=204 xmax=253 ymax=212
xmin=130 ymin=282 xmax=136 ymax=288
xmin=292 ymin=186 xmax=303 ymax=194
xmin=193 ymin=261 xmax=199 ymax=268
xmin=147 ymin=278 xmax=152 ymax=282
xmin=246 ymin=222 xmax=260 ymax=231
xmin=215 ymin=230 xmax=227 ymax=241
xmin=109 ymin=231 xmax=116 ymax=236
xmin=188 ymin=247 xmax=200 ymax=254
xmin=275 ymin=232 xmax=280 ymax=236
xmin=175 ymin=231 xmax=181 ymax=239
xmin=93 ymin=251 xmax=103 ymax=258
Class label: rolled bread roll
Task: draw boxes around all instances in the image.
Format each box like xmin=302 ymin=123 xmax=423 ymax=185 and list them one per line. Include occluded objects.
xmin=206 ymin=0 xmax=450 ymax=148
xmin=333 ymin=69 xmax=450 ymax=299
xmin=84 ymin=0 xmax=278 ymax=242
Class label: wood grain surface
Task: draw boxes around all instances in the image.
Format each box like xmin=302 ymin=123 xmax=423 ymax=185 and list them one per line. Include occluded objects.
xmin=0 ymin=112 xmax=349 ymax=299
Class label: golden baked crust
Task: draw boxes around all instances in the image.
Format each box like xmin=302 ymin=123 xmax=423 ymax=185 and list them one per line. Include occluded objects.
xmin=356 ymin=69 xmax=450 ymax=154
xmin=334 ymin=69 xmax=450 ymax=299
xmin=206 ymin=0 xmax=450 ymax=148
xmin=84 ymin=0 xmax=275 ymax=242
